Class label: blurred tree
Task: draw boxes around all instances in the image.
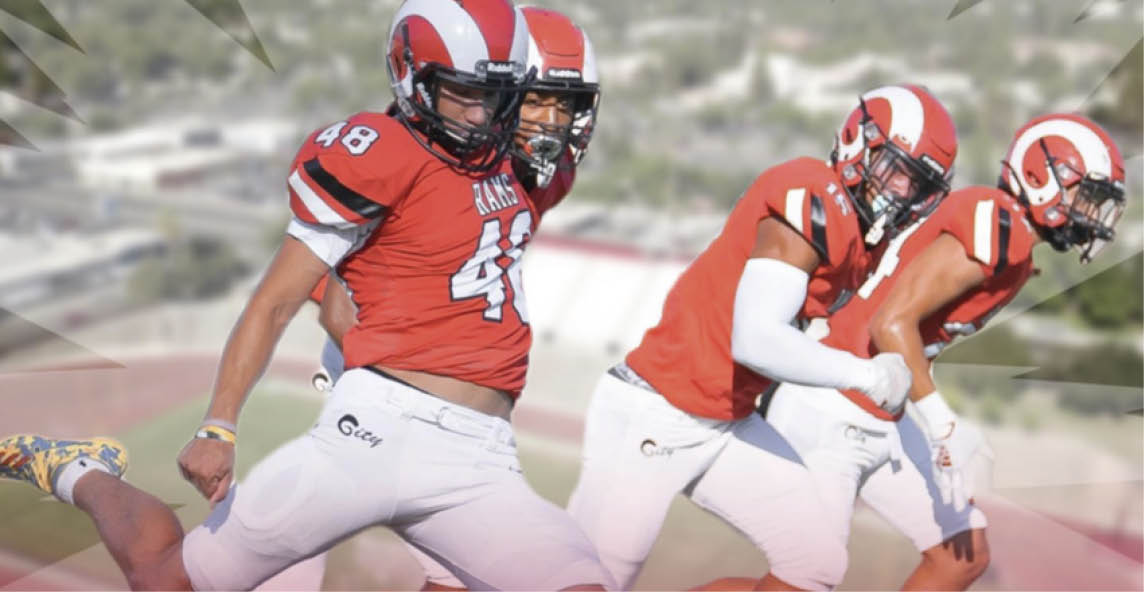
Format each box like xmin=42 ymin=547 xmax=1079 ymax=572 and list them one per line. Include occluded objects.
xmin=128 ymin=236 xmax=248 ymax=303
xmin=1087 ymin=39 xmax=1143 ymax=134
xmin=939 ymin=324 xmax=1034 ymax=367
xmin=1072 ymin=254 xmax=1144 ymax=329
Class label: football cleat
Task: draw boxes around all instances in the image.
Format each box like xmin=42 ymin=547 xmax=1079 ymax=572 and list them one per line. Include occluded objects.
xmin=0 ymin=434 xmax=128 ymax=496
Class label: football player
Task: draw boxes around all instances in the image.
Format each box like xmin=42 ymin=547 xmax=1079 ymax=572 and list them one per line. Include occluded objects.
xmin=763 ymin=112 xmax=1127 ymax=590
xmin=302 ymin=6 xmax=600 ymax=590
xmin=0 ymin=1 xmax=613 ymax=590
xmin=566 ymin=85 xmax=959 ymax=591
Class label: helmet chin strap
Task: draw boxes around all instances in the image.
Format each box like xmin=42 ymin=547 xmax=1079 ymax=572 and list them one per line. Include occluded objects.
xmin=863 ymin=196 xmax=900 ymax=246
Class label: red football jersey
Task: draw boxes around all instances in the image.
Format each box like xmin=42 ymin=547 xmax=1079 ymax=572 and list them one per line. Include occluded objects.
xmin=626 ymin=157 xmax=868 ymax=421
xmin=288 ymin=111 xmax=541 ymax=397
xmin=822 ymin=186 xmax=1037 ymax=419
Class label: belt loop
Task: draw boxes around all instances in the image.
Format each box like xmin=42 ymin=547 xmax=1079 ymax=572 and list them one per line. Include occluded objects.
xmin=387 ymin=390 xmax=414 ymax=420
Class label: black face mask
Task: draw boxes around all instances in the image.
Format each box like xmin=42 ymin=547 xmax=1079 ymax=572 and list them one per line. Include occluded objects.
xmin=856 ymin=142 xmax=949 ymax=246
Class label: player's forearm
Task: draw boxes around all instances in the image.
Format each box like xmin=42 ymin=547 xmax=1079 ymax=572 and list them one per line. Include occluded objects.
xmin=732 ymin=258 xmax=881 ymax=392
xmin=869 ymin=315 xmax=935 ymax=400
xmin=734 ymin=319 xmax=881 ymax=391
xmin=206 ymin=293 xmax=307 ymax=423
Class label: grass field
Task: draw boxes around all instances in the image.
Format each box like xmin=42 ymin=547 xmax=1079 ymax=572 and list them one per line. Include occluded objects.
xmin=2 ymin=381 xmax=1137 ymax=590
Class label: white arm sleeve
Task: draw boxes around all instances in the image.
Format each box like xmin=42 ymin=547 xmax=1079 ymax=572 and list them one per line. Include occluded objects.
xmin=286 ymin=216 xmax=377 ymax=267
xmin=731 ymin=258 xmax=877 ymax=392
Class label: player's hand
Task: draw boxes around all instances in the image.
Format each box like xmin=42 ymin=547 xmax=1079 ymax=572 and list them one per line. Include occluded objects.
xmin=177 ymin=437 xmax=235 ymax=507
xmin=862 ymin=352 xmax=911 ymax=415
xmin=916 ymin=391 xmax=990 ymax=511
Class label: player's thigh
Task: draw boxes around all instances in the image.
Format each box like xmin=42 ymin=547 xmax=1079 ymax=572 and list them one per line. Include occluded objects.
xmin=567 ymin=373 xmax=725 ymax=569
xmin=857 ymin=413 xmax=987 ymax=551
xmin=254 ymin=553 xmax=328 ymax=591
xmin=765 ymin=383 xmax=881 ymax=540
xmin=401 ymin=471 xmax=614 ymax=591
xmin=183 ymin=371 xmax=405 ymax=590
xmin=688 ymin=413 xmax=848 ymax=590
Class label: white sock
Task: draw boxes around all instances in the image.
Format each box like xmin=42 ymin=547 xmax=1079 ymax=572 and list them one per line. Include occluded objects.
xmin=54 ymin=457 xmax=114 ymax=505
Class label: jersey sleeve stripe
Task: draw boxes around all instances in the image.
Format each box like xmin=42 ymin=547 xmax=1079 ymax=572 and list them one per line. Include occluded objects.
xmin=289 ymin=169 xmax=354 ymax=229
xmin=784 ymin=188 xmax=806 ymax=233
xmin=996 ymin=207 xmax=1011 ymax=272
xmin=288 ymin=190 xmax=319 ymax=225
xmin=973 ymin=200 xmax=995 ymax=264
xmin=809 ymin=194 xmax=829 ymax=259
xmin=302 ymin=158 xmax=387 ymax=220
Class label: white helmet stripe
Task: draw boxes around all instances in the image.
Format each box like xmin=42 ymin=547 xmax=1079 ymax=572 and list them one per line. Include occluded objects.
xmin=1008 ymin=118 xmax=1114 ymax=205
xmin=525 ymin=22 xmax=543 ymax=75
xmin=387 ymin=0 xmax=490 ymax=73
xmin=509 ymin=6 xmax=529 ymax=71
xmin=836 ymin=86 xmax=924 ymax=162
xmin=580 ymin=29 xmax=599 ymax=84
xmin=865 ymin=85 xmax=923 ymax=150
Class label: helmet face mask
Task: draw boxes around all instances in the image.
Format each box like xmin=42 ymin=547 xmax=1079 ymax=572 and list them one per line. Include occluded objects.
xmin=514 ymin=86 xmax=599 ymax=187
xmin=420 ymin=64 xmax=527 ymax=165
xmin=1038 ymin=152 xmax=1125 ymax=262
xmin=862 ymin=140 xmax=950 ymax=242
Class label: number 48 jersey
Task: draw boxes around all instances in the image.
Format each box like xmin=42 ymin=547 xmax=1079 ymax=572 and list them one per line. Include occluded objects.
xmin=821 ymin=186 xmax=1038 ymax=419
xmin=287 ymin=111 xmax=539 ymax=397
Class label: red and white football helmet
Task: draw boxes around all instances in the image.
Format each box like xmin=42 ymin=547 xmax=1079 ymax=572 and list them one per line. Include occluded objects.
xmin=386 ymin=0 xmax=531 ymax=171
xmin=831 ymin=84 xmax=958 ymax=245
xmin=513 ymin=6 xmax=600 ymax=187
xmin=1002 ymin=113 xmax=1126 ymax=262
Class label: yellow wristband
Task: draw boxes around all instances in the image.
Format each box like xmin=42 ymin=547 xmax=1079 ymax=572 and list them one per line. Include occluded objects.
xmin=195 ymin=425 xmax=237 ymax=445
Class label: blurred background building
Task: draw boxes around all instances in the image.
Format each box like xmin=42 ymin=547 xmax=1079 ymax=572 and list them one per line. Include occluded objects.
xmin=0 ymin=0 xmax=1140 ymax=589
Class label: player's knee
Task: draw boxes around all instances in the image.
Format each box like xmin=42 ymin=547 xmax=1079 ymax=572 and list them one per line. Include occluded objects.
xmin=968 ymin=543 xmax=991 ymax=580
xmin=124 ymin=543 xmax=192 ymax=591
xmin=923 ymin=530 xmax=990 ymax=585
xmin=769 ymin=538 xmax=848 ymax=590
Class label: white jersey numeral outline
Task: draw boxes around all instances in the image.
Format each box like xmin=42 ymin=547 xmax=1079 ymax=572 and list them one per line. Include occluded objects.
xmin=856 ymin=215 xmax=929 ymax=300
xmin=450 ymin=210 xmax=532 ymax=323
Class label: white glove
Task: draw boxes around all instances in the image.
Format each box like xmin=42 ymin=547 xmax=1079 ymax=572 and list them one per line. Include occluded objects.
xmin=915 ymin=391 xmax=990 ymax=511
xmin=859 ymin=352 xmax=911 ymax=415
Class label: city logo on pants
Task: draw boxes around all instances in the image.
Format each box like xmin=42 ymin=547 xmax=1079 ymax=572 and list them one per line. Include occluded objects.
xmin=337 ymin=414 xmax=383 ymax=448
xmin=640 ymin=438 xmax=673 ymax=457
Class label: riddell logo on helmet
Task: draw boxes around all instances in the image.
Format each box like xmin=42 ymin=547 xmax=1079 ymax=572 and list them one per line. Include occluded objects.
xmin=545 ymin=68 xmax=582 ymax=80
xmin=921 ymin=154 xmax=946 ymax=175
xmin=479 ymin=60 xmax=521 ymax=78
